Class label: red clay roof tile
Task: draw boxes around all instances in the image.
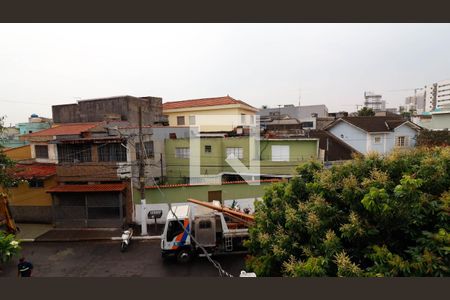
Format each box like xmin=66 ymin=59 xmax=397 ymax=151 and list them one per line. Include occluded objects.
xmin=23 ymin=122 xmax=102 ymax=137
xmin=46 ymin=183 xmax=126 ymax=193
xmin=13 ymin=164 xmax=56 ymax=179
xmin=163 ymin=96 xmax=257 ymax=110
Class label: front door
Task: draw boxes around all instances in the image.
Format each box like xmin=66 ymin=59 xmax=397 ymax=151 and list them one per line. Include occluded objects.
xmin=208 ymin=191 xmax=222 ymax=203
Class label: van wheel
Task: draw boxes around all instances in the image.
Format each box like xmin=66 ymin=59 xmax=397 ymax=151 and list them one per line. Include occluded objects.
xmin=177 ymin=249 xmax=192 ymax=263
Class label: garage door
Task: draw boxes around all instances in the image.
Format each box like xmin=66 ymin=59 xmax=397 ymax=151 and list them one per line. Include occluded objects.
xmin=53 ymin=192 xmax=124 ymax=228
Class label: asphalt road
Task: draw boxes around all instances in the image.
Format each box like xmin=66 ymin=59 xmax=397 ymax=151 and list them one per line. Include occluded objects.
xmin=0 ymin=240 xmax=247 ymax=277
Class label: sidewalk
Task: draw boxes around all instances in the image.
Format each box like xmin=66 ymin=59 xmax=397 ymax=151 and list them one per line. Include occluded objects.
xmin=14 ymin=223 xmax=165 ymax=242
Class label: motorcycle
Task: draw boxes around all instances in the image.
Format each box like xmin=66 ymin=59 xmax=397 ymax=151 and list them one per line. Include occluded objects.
xmin=120 ymin=227 xmax=134 ymax=252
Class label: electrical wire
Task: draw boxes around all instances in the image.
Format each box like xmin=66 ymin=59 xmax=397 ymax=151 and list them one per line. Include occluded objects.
xmin=149 ymin=175 xmax=234 ymax=277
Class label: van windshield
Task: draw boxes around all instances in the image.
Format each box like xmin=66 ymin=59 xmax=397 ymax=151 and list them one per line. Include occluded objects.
xmin=166 ymin=220 xmax=184 ymax=242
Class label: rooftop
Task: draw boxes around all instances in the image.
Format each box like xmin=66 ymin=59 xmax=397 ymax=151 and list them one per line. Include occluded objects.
xmin=46 ymin=183 xmax=126 ymax=193
xmin=13 ymin=163 xmax=56 ymax=179
xmin=163 ymin=95 xmax=257 ymax=111
xmin=328 ymin=116 xmax=415 ymax=133
xmin=22 ymin=122 xmax=102 ymax=137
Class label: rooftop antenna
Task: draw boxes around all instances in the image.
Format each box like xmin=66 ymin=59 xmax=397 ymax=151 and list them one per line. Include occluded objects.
xmin=298 ymin=88 xmax=302 ymax=107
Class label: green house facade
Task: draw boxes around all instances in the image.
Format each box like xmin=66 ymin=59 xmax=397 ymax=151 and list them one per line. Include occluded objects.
xmin=165 ymin=136 xmax=319 ymax=184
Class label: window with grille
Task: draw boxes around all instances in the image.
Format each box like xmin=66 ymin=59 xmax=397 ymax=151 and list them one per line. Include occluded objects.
xmin=395 ymin=136 xmax=409 ymax=147
xmin=226 ymin=147 xmax=243 ymax=159
xmin=175 ymin=147 xmax=190 ymax=158
xmin=177 ymin=116 xmax=185 ymax=125
xmin=99 ymin=143 xmax=127 ymax=162
xmin=57 ymin=144 xmax=92 ymax=163
xmin=135 ymin=141 xmax=154 ymax=160
xmin=189 ymin=115 xmax=196 ymax=125
xmin=205 ymin=145 xmax=212 ymax=153
xmin=35 ymin=145 xmax=49 ymax=159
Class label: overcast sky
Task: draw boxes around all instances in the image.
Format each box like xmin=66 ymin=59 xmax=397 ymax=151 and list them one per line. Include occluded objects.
xmin=1 ymin=24 xmax=450 ymax=125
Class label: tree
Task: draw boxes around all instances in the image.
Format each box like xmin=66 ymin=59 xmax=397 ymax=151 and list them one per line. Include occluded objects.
xmin=245 ymin=148 xmax=450 ymax=277
xmin=357 ymin=107 xmax=375 ymax=116
xmin=0 ymin=116 xmax=21 ymax=268
xmin=416 ymin=129 xmax=450 ymax=147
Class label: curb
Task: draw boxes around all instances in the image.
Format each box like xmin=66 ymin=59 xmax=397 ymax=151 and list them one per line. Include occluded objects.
xmin=19 ymin=236 xmax=162 ymax=243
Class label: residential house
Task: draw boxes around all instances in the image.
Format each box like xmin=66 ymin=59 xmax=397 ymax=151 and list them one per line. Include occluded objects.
xmin=19 ymin=120 xmax=190 ymax=228
xmin=17 ymin=114 xmax=52 ymax=135
xmin=6 ymin=163 xmax=57 ymax=223
xmin=1 ymin=146 xmax=57 ymax=223
xmin=164 ymin=135 xmax=319 ymax=184
xmin=325 ymin=116 xmax=421 ymax=155
xmin=162 ymin=96 xmax=258 ymax=132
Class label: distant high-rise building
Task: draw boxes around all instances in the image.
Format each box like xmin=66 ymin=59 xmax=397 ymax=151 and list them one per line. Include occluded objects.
xmin=363 ymin=92 xmax=386 ymax=112
xmin=435 ymin=79 xmax=450 ymax=109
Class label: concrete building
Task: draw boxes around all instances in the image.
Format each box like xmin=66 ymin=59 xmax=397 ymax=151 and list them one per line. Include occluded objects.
xmin=163 ymin=95 xmax=258 ymax=132
xmin=17 ymin=114 xmax=52 ymax=135
xmin=363 ymin=92 xmax=386 ymax=112
xmin=52 ymin=95 xmax=163 ymax=125
xmin=0 ymin=114 xmax=52 ymax=149
xmin=436 ymin=79 xmax=450 ymax=109
xmin=258 ymin=104 xmax=328 ymax=129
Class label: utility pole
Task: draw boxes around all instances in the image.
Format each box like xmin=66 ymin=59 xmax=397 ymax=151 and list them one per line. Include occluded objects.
xmin=160 ymin=153 xmax=164 ymax=184
xmin=139 ymin=106 xmax=148 ymax=236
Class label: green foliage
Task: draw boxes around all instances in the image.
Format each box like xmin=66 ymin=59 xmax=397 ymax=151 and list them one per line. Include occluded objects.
xmin=0 ymin=231 xmax=21 ymax=264
xmin=416 ymin=129 xmax=450 ymax=147
xmin=245 ymin=147 xmax=450 ymax=277
xmin=357 ymin=107 xmax=375 ymax=116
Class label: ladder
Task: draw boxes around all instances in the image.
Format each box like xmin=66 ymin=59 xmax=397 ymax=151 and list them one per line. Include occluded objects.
xmin=225 ymin=236 xmax=233 ymax=252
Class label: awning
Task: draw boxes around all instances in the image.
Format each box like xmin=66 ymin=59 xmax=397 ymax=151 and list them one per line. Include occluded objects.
xmin=47 ymin=183 xmax=126 ymax=193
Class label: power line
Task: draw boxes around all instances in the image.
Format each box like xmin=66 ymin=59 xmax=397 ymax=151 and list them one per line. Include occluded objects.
xmin=149 ymin=175 xmax=233 ymax=277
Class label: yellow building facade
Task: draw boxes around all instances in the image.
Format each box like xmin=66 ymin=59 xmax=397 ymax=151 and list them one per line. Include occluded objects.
xmin=163 ymin=96 xmax=258 ymax=132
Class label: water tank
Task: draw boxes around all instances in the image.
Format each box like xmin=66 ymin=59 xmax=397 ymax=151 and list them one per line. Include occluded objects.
xmin=30 ymin=113 xmax=39 ymax=118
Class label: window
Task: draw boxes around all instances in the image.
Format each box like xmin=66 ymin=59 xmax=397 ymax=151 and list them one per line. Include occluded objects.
xmin=135 ymin=141 xmax=154 ymax=160
xmin=177 ymin=116 xmax=185 ymax=125
xmin=395 ymin=136 xmax=409 ymax=147
xmin=205 ymin=145 xmax=212 ymax=153
xmin=241 ymin=114 xmax=246 ymax=124
xmin=175 ymin=147 xmax=190 ymax=158
xmin=167 ymin=220 xmax=184 ymax=242
xmin=189 ymin=115 xmax=196 ymax=125
xmin=35 ymin=145 xmax=49 ymax=159
xmin=226 ymin=147 xmax=243 ymax=159
xmin=373 ymin=135 xmax=382 ymax=144
xmin=271 ymin=145 xmax=290 ymax=161
xmin=199 ymin=220 xmax=212 ymax=229
xmin=29 ymin=179 xmax=44 ymax=188
xmin=57 ymin=144 xmax=92 ymax=163
xmin=99 ymin=143 xmax=127 ymax=162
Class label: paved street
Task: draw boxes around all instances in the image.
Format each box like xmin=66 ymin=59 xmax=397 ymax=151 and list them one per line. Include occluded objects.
xmin=0 ymin=240 xmax=247 ymax=277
